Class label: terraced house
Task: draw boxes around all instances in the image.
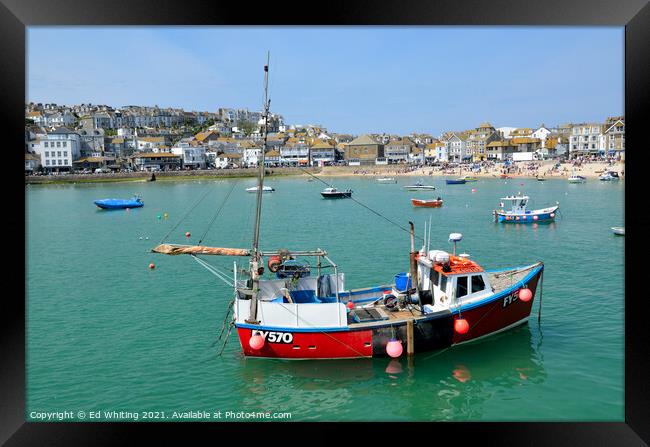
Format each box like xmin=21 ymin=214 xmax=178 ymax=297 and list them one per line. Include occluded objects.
xmin=384 ymin=137 xmax=415 ymax=164
xmin=464 ymin=122 xmax=499 ymax=162
xmin=569 ymin=123 xmax=602 ymax=157
xmin=444 ymin=132 xmax=468 ymax=163
xmin=603 ymin=116 xmax=625 ymax=159
xmin=309 ymin=140 xmax=336 ymax=166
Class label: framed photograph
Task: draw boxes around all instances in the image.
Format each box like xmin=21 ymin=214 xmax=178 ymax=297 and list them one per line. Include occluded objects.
xmin=4 ymin=0 xmax=648 ymax=443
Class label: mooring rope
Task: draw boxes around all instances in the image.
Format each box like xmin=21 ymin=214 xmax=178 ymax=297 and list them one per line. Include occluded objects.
xmin=299 ymin=168 xmax=424 ymax=242
xmin=198 ymin=179 xmax=239 ymax=245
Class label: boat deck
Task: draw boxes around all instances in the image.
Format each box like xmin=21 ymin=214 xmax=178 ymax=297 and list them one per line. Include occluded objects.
xmin=347 ymin=266 xmax=536 ymax=328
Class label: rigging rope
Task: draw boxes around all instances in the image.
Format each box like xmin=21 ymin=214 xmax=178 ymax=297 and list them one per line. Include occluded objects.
xmin=299 ymin=168 xmax=424 ymax=242
xmin=191 ymin=255 xmax=234 ymax=287
xmin=198 ymin=179 xmax=239 ymax=245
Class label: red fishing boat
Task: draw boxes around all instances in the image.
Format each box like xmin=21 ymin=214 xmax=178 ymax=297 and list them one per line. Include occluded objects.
xmin=151 ymin=56 xmax=546 ymax=360
xmin=411 ymin=198 xmax=443 ymax=207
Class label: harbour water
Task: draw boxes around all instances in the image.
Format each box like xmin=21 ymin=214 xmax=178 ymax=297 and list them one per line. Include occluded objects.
xmin=26 ymin=176 xmax=624 ymax=421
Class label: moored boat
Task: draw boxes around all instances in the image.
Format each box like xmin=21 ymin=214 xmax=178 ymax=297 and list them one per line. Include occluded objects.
xmin=403 ymin=180 xmax=435 ymax=190
xmin=446 ymin=179 xmax=466 ymax=185
xmin=461 ymin=176 xmax=478 ymax=182
xmin=94 ymin=195 xmax=143 ymax=210
xmin=611 ymin=226 xmax=625 ymax=236
xmin=377 ymin=177 xmax=397 ymax=184
xmin=412 ymin=198 xmax=443 ymax=208
xmin=493 ymin=195 xmax=559 ymax=223
xmin=536 ymin=177 xmax=546 ymax=182
xmin=246 ymin=185 xmax=275 ymax=193
xmin=150 ymin=55 xmax=547 ymax=361
xmin=568 ymin=174 xmax=586 ymax=183
xmin=321 ymin=187 xmax=352 ymax=198
xmin=599 ymin=171 xmax=620 ymax=181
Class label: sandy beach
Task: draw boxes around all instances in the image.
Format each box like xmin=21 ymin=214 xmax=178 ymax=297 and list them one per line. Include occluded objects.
xmin=317 ymin=160 xmax=624 ymax=180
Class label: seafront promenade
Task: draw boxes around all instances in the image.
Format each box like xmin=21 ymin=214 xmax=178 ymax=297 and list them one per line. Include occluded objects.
xmin=25 ymin=160 xmax=623 ymax=184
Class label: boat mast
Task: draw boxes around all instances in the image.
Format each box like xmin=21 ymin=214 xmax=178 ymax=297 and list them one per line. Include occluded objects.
xmin=246 ymin=52 xmax=270 ymax=324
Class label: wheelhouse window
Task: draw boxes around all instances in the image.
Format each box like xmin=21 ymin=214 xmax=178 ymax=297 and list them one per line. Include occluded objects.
xmin=471 ymin=275 xmax=485 ymax=293
xmin=431 ymin=269 xmax=440 ymax=287
xmin=455 ymin=276 xmax=468 ymax=299
xmin=440 ymin=274 xmax=448 ymax=295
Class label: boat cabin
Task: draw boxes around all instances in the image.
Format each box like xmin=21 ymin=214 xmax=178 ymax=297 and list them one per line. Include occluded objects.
xmin=416 ymin=251 xmax=493 ymax=309
xmin=500 ymin=195 xmax=529 ymax=213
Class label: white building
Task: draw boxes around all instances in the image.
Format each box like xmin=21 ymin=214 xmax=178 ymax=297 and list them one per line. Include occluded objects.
xmin=280 ymin=143 xmax=310 ymax=165
xmin=171 ymin=144 xmax=206 ymax=169
xmin=569 ymin=123 xmax=602 ymax=157
xmin=33 ymin=127 xmax=81 ymax=172
xmin=445 ymin=133 xmax=468 ymax=163
xmin=532 ymin=126 xmax=552 ymax=148
xmin=243 ymin=147 xmax=262 ymax=167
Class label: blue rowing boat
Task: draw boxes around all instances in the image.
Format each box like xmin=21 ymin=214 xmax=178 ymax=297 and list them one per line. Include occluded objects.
xmin=94 ymin=195 xmax=144 ymax=210
xmin=446 ymin=179 xmax=466 ymax=185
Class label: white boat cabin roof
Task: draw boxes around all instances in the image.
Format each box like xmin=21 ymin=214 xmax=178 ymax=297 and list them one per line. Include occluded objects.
xmin=500 ymin=195 xmax=529 ymax=201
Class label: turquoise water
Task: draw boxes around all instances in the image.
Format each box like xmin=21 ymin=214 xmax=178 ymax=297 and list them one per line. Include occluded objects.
xmin=26 ymin=176 xmax=624 ymax=421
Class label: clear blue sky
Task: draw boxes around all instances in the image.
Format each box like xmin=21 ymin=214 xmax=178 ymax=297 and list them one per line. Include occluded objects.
xmin=27 ymin=26 xmax=623 ymax=136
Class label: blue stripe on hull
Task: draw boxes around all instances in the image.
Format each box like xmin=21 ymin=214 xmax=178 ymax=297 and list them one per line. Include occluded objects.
xmin=497 ymin=213 xmax=555 ymax=223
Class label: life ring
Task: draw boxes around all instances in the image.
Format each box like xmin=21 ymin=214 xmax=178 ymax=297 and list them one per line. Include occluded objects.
xmin=267 ymin=255 xmax=282 ymax=273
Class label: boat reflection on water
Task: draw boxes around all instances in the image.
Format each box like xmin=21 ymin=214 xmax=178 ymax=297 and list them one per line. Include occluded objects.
xmin=500 ymin=221 xmax=557 ymax=232
xmin=231 ymin=323 xmax=545 ymax=420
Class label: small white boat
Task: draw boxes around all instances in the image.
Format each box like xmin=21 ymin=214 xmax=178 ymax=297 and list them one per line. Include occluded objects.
xmin=246 ymin=185 xmax=275 ymax=193
xmin=568 ymin=168 xmax=586 ymax=183
xmin=599 ymin=171 xmax=620 ymax=181
xmin=377 ymin=177 xmax=397 ymax=184
xmin=403 ymin=180 xmax=435 ymax=191
xmin=611 ymin=227 xmax=625 ymax=236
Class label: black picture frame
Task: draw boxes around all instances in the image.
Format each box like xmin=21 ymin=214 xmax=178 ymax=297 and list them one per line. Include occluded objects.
xmin=3 ymin=0 xmax=647 ymax=444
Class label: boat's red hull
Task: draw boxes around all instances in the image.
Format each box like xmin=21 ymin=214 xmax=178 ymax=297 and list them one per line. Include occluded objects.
xmin=411 ymin=199 xmax=443 ymax=207
xmin=236 ymin=266 xmax=542 ymax=359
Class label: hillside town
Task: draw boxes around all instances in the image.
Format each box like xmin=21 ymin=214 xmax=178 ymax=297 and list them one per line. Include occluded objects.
xmin=24 ymin=102 xmax=625 ymax=175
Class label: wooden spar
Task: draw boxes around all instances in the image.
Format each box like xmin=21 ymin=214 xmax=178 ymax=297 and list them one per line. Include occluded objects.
xmin=152 ymin=244 xmax=250 ymax=256
xmin=406 ymin=319 xmax=415 ymax=356
xmin=151 ymin=244 xmax=326 ymax=258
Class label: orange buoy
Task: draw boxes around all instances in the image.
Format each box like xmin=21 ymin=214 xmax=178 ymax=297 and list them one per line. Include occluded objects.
xmin=386 ymin=339 xmax=403 ymax=358
xmin=454 ymin=318 xmax=469 ymax=334
xmin=519 ymin=288 xmax=533 ymax=302
xmin=346 ymin=300 xmax=354 ymax=310
xmin=249 ymin=334 xmax=265 ymax=350
xmin=148 ymin=263 xmax=155 ymax=269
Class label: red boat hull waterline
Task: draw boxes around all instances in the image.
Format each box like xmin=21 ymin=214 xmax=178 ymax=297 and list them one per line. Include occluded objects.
xmin=236 ymin=267 xmax=542 ymax=359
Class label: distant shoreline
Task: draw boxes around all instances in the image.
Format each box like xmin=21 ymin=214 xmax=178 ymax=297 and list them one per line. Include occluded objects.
xmin=25 ymin=161 xmax=624 ymax=184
